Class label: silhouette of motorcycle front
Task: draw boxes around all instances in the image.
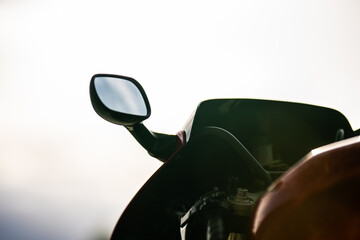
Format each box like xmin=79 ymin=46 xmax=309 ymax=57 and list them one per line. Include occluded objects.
xmin=90 ymin=74 xmax=360 ymax=240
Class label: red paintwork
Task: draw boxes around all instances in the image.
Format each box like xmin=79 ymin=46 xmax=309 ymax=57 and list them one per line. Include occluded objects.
xmin=176 ymin=130 xmax=186 ymax=148
xmin=166 ymin=130 xmax=186 ymax=161
xmin=251 ymin=136 xmax=360 ymax=240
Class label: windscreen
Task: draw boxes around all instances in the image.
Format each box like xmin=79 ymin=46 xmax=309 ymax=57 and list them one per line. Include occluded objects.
xmin=185 ymin=99 xmax=353 ymax=169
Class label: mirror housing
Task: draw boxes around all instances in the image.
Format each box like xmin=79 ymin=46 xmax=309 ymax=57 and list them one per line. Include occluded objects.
xmin=90 ymin=73 xmax=180 ymax=162
xmin=90 ymin=74 xmax=151 ymax=126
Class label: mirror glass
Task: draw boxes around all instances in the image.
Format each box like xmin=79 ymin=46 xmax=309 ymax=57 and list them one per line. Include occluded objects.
xmin=94 ymin=76 xmax=148 ymax=116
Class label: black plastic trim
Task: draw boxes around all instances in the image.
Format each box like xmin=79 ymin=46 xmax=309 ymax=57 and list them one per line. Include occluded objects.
xmin=89 ymin=73 xmax=151 ymax=126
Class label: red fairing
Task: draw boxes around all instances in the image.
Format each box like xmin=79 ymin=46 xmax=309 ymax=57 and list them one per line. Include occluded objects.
xmin=176 ymin=130 xmax=186 ymax=148
xmin=251 ymin=136 xmax=360 ymax=240
xmin=166 ymin=130 xmax=186 ymax=161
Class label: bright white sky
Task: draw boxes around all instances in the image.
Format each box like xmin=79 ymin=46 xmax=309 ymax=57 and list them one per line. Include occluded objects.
xmin=0 ymin=0 xmax=359 ymax=239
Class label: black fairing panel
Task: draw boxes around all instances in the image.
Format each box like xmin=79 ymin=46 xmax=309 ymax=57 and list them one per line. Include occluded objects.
xmin=111 ymin=134 xmax=254 ymax=240
xmin=188 ymin=99 xmax=353 ymax=166
xmin=110 ymin=99 xmax=353 ymax=239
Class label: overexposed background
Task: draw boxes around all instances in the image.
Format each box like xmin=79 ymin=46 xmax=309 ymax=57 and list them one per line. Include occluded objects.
xmin=0 ymin=0 xmax=359 ymax=239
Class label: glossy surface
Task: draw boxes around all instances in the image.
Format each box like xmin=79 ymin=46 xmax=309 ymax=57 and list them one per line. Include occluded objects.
xmin=184 ymin=99 xmax=353 ymax=169
xmin=251 ymin=136 xmax=360 ymax=240
xmin=94 ymin=76 xmax=148 ymax=116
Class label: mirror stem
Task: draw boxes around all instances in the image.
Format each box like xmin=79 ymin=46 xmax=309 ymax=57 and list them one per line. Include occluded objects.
xmin=354 ymin=128 xmax=360 ymax=136
xmin=125 ymin=123 xmax=179 ymax=162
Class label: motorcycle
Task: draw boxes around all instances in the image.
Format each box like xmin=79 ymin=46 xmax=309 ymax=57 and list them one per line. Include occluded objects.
xmin=89 ymin=74 xmax=360 ymax=240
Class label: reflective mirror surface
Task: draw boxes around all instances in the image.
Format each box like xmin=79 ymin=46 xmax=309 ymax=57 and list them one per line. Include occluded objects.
xmin=94 ymin=76 xmax=148 ymax=116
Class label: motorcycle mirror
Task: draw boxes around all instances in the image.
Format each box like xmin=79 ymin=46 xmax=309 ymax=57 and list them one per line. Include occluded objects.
xmin=90 ymin=74 xmax=151 ymax=126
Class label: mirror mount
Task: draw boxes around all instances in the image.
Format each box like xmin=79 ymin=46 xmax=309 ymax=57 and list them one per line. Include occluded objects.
xmin=126 ymin=123 xmax=179 ymax=161
xmin=90 ymin=74 xmax=179 ymax=162
xmin=354 ymin=128 xmax=360 ymax=136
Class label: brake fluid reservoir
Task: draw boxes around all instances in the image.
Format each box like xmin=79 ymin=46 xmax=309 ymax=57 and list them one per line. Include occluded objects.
xmin=227 ymin=188 xmax=255 ymax=216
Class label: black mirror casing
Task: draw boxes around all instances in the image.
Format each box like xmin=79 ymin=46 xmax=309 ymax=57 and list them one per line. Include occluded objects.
xmin=89 ymin=74 xmax=151 ymax=126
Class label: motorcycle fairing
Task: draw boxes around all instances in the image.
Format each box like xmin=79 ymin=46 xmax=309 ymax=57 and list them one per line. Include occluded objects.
xmin=184 ymin=99 xmax=353 ymax=167
xmin=251 ymin=136 xmax=360 ymax=240
xmin=110 ymin=99 xmax=355 ymax=240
